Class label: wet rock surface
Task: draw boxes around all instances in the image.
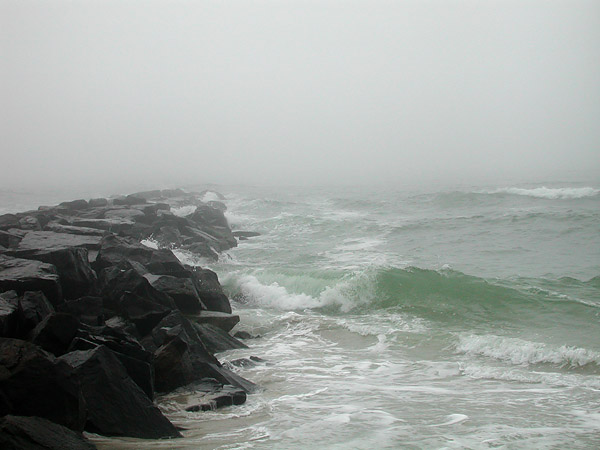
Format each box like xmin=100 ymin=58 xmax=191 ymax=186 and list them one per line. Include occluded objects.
xmin=0 ymin=188 xmax=258 ymax=442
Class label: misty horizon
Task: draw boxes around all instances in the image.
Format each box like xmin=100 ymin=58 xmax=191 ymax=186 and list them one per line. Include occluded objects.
xmin=2 ymin=0 xmax=599 ymax=191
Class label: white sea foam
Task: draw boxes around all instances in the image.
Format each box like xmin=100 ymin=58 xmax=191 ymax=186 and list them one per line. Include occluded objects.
xmin=200 ymin=191 xmax=223 ymax=202
xmin=456 ymin=334 xmax=600 ymax=367
xmin=489 ymin=186 xmax=599 ymax=199
xmin=140 ymin=238 xmax=159 ymax=249
xmin=171 ymin=205 xmax=197 ymax=217
xmin=225 ymin=273 xmax=374 ymax=312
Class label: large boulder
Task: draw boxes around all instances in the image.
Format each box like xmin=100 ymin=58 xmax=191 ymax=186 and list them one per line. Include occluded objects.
xmin=192 ymin=322 xmax=247 ymax=354
xmin=69 ymin=324 xmax=155 ymax=400
xmin=146 ymin=274 xmax=203 ymax=313
xmin=0 ymin=339 xmax=84 ymax=431
xmin=95 ymin=235 xmax=188 ymax=277
xmin=0 ymin=230 xmax=22 ymax=249
xmin=10 ymin=248 xmax=96 ymax=301
xmin=0 ymin=291 xmax=19 ymax=338
xmin=67 ymin=218 xmax=134 ymax=234
xmin=150 ymin=311 xmax=254 ymax=393
xmin=104 ymin=209 xmax=145 ymax=222
xmin=96 ymin=262 xmax=175 ymax=334
xmin=88 ymin=198 xmax=108 ymax=208
xmin=18 ymin=216 xmax=42 ymax=231
xmin=12 ymin=231 xmax=102 ymax=253
xmin=29 ymin=313 xmax=80 ymax=356
xmin=59 ymin=200 xmax=89 ymax=211
xmin=18 ymin=291 xmax=55 ymax=335
xmin=112 ymin=195 xmax=146 ymax=206
xmin=0 ymin=215 xmax=20 ymax=231
xmin=58 ymin=297 xmax=104 ymax=326
xmin=59 ymin=346 xmax=180 ymax=439
xmin=193 ymin=311 xmax=240 ymax=332
xmin=0 ymin=255 xmax=62 ymax=306
xmin=189 ymin=267 xmax=232 ymax=313
xmin=8 ymin=231 xmax=101 ymax=299
xmin=0 ymin=415 xmax=97 ymax=450
xmin=43 ymin=223 xmax=105 ymax=237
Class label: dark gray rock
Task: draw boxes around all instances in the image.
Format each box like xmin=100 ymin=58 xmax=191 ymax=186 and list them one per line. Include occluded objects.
xmin=13 ymin=231 xmax=102 ymax=253
xmin=0 ymin=291 xmax=19 ymax=338
xmin=58 ymin=297 xmax=104 ymax=326
xmin=30 ymin=313 xmax=80 ymax=356
xmin=104 ymin=209 xmax=145 ymax=222
xmin=43 ymin=223 xmax=105 ymax=237
xmin=18 ymin=216 xmax=42 ymax=231
xmin=0 ymin=215 xmax=20 ymax=231
xmin=88 ymin=198 xmax=108 ymax=208
xmin=192 ymin=322 xmax=247 ymax=354
xmin=181 ymin=241 xmax=219 ymax=260
xmin=59 ymin=200 xmax=89 ymax=211
xmin=60 ymin=346 xmax=180 ymax=439
xmin=18 ymin=291 xmax=55 ymax=334
xmin=193 ymin=311 xmax=240 ymax=332
xmin=233 ymin=330 xmax=257 ymax=340
xmin=0 ymin=338 xmax=85 ymax=431
xmin=69 ymin=327 xmax=154 ymax=401
xmin=0 ymin=230 xmax=22 ymax=249
xmin=96 ymin=262 xmax=175 ymax=333
xmin=0 ymin=255 xmax=62 ymax=306
xmin=113 ymin=195 xmax=147 ymax=206
xmin=119 ymin=291 xmax=171 ymax=336
xmin=95 ymin=235 xmax=188 ymax=277
xmin=67 ymin=218 xmax=134 ymax=234
xmin=163 ymin=380 xmax=246 ymax=413
xmin=146 ymin=274 xmax=202 ymax=314
xmin=0 ymin=415 xmax=97 ymax=450
xmin=10 ymin=244 xmax=97 ymax=301
xmin=190 ymin=267 xmax=232 ymax=313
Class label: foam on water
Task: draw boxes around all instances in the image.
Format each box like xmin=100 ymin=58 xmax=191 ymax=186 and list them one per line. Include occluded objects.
xmin=455 ymin=334 xmax=600 ymax=368
xmin=488 ymin=186 xmax=599 ymax=199
xmin=171 ymin=205 xmax=197 ymax=217
xmin=224 ymin=272 xmax=375 ymax=312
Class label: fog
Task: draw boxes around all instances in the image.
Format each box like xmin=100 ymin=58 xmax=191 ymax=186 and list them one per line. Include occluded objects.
xmin=2 ymin=0 xmax=599 ymax=192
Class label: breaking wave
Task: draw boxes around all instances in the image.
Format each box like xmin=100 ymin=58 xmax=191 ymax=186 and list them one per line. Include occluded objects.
xmin=487 ymin=187 xmax=599 ymax=200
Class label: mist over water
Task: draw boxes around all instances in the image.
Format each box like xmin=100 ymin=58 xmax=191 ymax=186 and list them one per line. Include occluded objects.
xmin=87 ymin=181 xmax=600 ymax=449
xmin=2 ymin=0 xmax=600 ymax=448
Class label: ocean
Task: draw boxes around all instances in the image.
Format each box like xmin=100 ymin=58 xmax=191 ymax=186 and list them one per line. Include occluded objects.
xmin=3 ymin=181 xmax=600 ymax=449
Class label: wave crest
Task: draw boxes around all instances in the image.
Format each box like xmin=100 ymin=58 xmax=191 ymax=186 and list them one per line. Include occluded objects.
xmin=456 ymin=334 xmax=600 ymax=368
xmin=488 ymin=187 xmax=599 ymax=200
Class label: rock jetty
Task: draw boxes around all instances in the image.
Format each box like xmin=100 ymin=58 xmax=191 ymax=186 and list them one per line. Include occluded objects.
xmin=0 ymin=189 xmax=257 ymax=448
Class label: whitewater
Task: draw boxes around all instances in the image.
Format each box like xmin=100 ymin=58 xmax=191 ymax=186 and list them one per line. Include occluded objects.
xmin=8 ymin=182 xmax=598 ymax=449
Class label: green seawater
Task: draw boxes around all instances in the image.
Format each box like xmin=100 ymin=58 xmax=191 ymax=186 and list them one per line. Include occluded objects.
xmin=27 ymin=182 xmax=598 ymax=449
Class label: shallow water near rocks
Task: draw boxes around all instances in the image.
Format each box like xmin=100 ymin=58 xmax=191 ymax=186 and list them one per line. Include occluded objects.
xmin=10 ymin=182 xmax=598 ymax=449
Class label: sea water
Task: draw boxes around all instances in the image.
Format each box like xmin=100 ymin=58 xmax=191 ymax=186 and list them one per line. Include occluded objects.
xmin=3 ymin=182 xmax=599 ymax=449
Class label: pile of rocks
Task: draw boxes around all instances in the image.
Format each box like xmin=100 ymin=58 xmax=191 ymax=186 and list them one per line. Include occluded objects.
xmin=0 ymin=189 xmax=258 ymax=449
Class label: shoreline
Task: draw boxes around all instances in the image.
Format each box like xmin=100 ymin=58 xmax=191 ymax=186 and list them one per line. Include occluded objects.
xmin=0 ymin=188 xmax=256 ymax=448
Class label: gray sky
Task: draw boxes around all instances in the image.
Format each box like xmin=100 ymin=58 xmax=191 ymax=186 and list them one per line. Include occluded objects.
xmin=2 ymin=0 xmax=599 ymax=191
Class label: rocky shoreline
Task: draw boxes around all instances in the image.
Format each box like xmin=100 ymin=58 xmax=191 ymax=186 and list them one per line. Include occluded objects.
xmin=0 ymin=189 xmax=257 ymax=449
